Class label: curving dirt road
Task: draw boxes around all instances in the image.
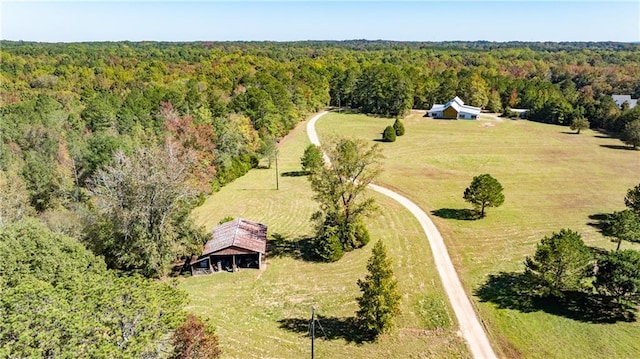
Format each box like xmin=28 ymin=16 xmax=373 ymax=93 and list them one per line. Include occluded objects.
xmin=307 ymin=111 xmax=497 ymax=359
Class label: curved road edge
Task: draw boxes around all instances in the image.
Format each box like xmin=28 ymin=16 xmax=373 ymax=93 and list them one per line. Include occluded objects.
xmin=307 ymin=111 xmax=498 ymax=359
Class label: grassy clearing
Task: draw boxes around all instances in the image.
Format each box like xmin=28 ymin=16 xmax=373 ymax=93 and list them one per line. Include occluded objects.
xmin=183 ymin=118 xmax=469 ymax=358
xmin=315 ymin=111 xmax=640 ymax=358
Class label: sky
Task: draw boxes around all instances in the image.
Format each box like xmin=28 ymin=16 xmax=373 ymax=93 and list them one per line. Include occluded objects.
xmin=1 ymin=1 xmax=639 ymax=42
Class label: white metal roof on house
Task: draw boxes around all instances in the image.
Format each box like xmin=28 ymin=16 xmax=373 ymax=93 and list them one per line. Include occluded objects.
xmin=612 ymin=94 xmax=638 ymax=109
xmin=428 ymin=96 xmax=481 ymax=115
xmin=429 ymin=104 xmax=445 ymax=111
xmin=460 ymin=105 xmax=481 ymax=115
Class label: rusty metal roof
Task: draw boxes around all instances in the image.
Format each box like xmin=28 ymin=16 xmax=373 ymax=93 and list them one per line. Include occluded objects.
xmin=202 ymin=218 xmax=267 ymax=255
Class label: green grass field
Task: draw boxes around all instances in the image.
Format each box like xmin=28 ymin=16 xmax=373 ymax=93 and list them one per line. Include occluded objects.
xmin=315 ymin=111 xmax=640 ymax=358
xmin=182 ymin=118 xmax=469 ymax=358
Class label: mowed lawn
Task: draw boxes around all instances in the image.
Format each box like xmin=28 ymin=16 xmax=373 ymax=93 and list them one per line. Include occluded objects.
xmin=315 ymin=111 xmax=640 ymax=359
xmin=182 ymin=118 xmax=469 ymax=358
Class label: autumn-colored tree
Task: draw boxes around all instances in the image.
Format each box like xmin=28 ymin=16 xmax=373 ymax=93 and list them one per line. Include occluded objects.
xmin=171 ymin=314 xmax=222 ymax=359
xmin=162 ymin=102 xmax=217 ymax=192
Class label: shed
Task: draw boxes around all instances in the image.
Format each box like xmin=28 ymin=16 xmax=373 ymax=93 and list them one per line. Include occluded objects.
xmin=190 ymin=218 xmax=267 ymax=275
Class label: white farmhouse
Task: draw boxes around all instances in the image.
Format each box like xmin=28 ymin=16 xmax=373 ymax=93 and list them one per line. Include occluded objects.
xmin=428 ymin=96 xmax=481 ymax=119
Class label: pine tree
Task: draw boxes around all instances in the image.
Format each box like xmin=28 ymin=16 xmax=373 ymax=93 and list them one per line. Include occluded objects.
xmin=463 ymin=173 xmax=505 ymax=218
xmin=356 ymin=240 xmax=401 ymax=338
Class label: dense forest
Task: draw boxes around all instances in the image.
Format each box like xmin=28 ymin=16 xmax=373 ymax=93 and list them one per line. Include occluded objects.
xmin=1 ymin=41 xmax=639 ymax=356
xmin=2 ymin=40 xmax=640 ymax=271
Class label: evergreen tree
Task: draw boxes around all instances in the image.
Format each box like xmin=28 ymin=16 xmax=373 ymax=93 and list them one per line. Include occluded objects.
xmin=524 ymin=229 xmax=593 ymax=297
xmin=383 ymin=126 xmax=396 ymax=142
xmin=356 ymin=240 xmax=401 ymax=338
xmin=594 ymin=249 xmax=640 ymax=308
xmin=463 ymin=174 xmax=505 ymax=218
xmin=393 ymin=119 xmax=405 ymax=136
xmin=605 ymin=210 xmax=640 ymax=250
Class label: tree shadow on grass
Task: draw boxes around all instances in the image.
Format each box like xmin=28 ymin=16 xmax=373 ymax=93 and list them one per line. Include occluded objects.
xmin=561 ymin=131 xmax=579 ymax=135
xmin=600 ymin=144 xmax=637 ymax=151
xmin=278 ymin=316 xmax=374 ymax=344
xmin=587 ymin=213 xmax=613 ymax=236
xmin=268 ymin=233 xmax=315 ymax=262
xmin=431 ymin=208 xmax=479 ymax=221
xmin=475 ymin=272 xmax=636 ymax=323
xmin=281 ymin=170 xmax=308 ymax=177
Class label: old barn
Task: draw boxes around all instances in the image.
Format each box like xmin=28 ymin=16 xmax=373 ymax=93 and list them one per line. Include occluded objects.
xmin=190 ymin=218 xmax=267 ymax=275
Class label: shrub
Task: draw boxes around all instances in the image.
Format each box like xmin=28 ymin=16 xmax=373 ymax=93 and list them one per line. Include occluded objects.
xmin=382 ymin=126 xmax=396 ymax=142
xmin=218 ymin=216 xmax=235 ymax=225
xmin=313 ymin=225 xmax=344 ymax=262
xmin=393 ymin=119 xmax=405 ymax=136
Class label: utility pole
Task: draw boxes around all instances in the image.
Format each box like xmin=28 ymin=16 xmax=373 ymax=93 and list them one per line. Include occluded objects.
xmin=275 ymin=149 xmax=279 ymax=190
xmin=310 ymin=306 xmax=316 ymax=359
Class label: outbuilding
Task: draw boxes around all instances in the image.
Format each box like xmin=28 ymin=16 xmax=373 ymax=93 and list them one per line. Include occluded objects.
xmin=190 ymin=218 xmax=267 ymax=275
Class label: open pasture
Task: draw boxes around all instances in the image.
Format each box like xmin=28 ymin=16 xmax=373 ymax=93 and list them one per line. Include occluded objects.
xmin=183 ymin=119 xmax=469 ymax=358
xmin=315 ymin=111 xmax=640 ymax=358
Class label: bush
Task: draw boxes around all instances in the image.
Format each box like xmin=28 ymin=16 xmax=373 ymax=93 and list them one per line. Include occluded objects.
xmin=393 ymin=119 xmax=405 ymax=136
xmin=382 ymin=126 xmax=396 ymax=142
xmin=313 ymin=225 xmax=344 ymax=262
xmin=218 ymin=216 xmax=235 ymax=225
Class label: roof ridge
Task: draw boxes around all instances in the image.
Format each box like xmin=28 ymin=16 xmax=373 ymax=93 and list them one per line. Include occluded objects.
xmin=232 ymin=218 xmax=242 ymax=246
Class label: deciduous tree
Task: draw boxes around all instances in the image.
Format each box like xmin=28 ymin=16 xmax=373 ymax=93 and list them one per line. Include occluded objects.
xmin=625 ymin=183 xmax=640 ymax=215
xmin=300 ymin=144 xmax=323 ymax=174
xmin=309 ymin=138 xmax=382 ymax=260
xmin=87 ymin=145 xmax=205 ymax=277
xmin=171 ymin=314 xmax=222 ymax=359
xmin=570 ymin=116 xmax=590 ymax=134
xmin=621 ymin=120 xmax=640 ymax=149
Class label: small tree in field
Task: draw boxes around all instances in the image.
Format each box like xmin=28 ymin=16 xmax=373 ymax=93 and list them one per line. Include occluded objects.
xmin=356 ymin=240 xmax=401 ymax=338
xmin=594 ymin=249 xmax=640 ymax=309
xmin=300 ymin=144 xmax=324 ymax=174
xmin=463 ymin=174 xmax=504 ymax=218
xmin=383 ymin=126 xmax=396 ymax=142
xmin=171 ymin=314 xmax=221 ymax=359
xmin=621 ymin=120 xmax=640 ymax=149
xmin=524 ymin=229 xmax=593 ymax=297
xmin=606 ymin=209 xmax=640 ymax=250
xmin=393 ymin=119 xmax=405 ymax=136
xmin=570 ymin=116 xmax=590 ymax=134
xmin=625 ymin=183 xmax=640 ymax=215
